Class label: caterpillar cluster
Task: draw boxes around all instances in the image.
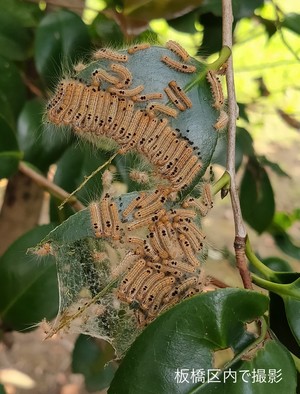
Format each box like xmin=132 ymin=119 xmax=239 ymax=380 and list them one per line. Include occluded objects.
xmin=89 ymin=185 xmax=212 ymax=326
xmin=47 ymin=42 xmax=205 ymax=192
xmin=46 ymin=41 xmax=225 ymax=327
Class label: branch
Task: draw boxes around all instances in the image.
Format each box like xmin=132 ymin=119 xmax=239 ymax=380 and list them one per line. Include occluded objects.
xmin=222 ymin=0 xmax=253 ymax=289
xmin=18 ymin=161 xmax=85 ymax=212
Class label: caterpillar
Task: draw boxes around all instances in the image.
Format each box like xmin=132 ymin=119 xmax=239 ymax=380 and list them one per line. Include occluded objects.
xmin=47 ymin=79 xmax=202 ymax=192
xmin=161 ymin=55 xmax=196 ymax=73
xmin=166 ymin=40 xmax=190 ymax=62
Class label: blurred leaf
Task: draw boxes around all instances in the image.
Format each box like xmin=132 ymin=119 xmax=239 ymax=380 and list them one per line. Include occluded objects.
xmin=0 ymin=384 xmax=6 ymax=394
xmin=168 ymin=11 xmax=198 ymax=34
xmin=270 ymin=292 xmax=300 ymax=357
xmin=34 ymin=10 xmax=91 ymax=88
xmin=259 ymin=155 xmax=290 ymax=178
xmin=123 ymin=0 xmax=205 ymax=21
xmin=255 ymin=15 xmax=277 ymax=38
xmin=0 ymin=116 xmax=18 ymax=151
xmin=0 ymin=0 xmax=42 ymax=27
xmin=109 ymin=289 xmax=269 ymax=394
xmin=0 ymin=225 xmax=59 ymax=331
xmin=282 ymin=13 xmax=300 ymax=35
xmin=237 ymin=102 xmax=249 ymax=122
xmin=240 ymin=158 xmax=275 ymax=233
xmin=236 ymin=127 xmax=255 ymax=156
xmin=49 ymin=144 xmax=109 ymax=222
xmin=270 ymin=227 xmax=300 ymax=260
xmin=200 ymin=0 xmax=264 ymax=18
xmin=0 ymin=56 xmax=26 ymax=123
xmin=72 ymin=335 xmax=116 ymax=391
xmin=17 ymin=98 xmax=71 ymax=172
xmin=0 ymin=12 xmax=31 ymax=61
xmin=198 ymin=13 xmax=223 ymax=56
xmin=90 ymin=12 xmax=124 ymax=45
xmin=273 ymin=210 xmax=300 ymax=231
xmin=0 ymin=151 xmax=22 ymax=179
xmin=262 ymin=256 xmax=293 ymax=273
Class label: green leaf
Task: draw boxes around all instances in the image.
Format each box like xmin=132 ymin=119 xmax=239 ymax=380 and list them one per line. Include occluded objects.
xmin=0 ymin=12 xmax=31 ymax=61
xmin=0 ymin=0 xmax=42 ymax=27
xmin=90 ymin=13 xmax=124 ymax=46
xmin=0 ymin=384 xmax=6 ymax=394
xmin=240 ymin=158 xmax=275 ymax=233
xmin=0 ymin=224 xmax=59 ymax=331
xmin=109 ymin=289 xmax=269 ymax=394
xmin=34 ymin=10 xmax=91 ymax=87
xmin=0 ymin=56 xmax=26 ymax=122
xmin=72 ymin=335 xmax=116 ymax=391
xmin=168 ymin=12 xmax=198 ymax=34
xmin=270 ymin=228 xmax=300 ymax=260
xmin=198 ymin=13 xmax=223 ymax=57
xmin=259 ymin=155 xmax=290 ymax=178
xmin=17 ymin=98 xmax=70 ymax=172
xmin=282 ymin=13 xmax=300 ymax=35
xmin=0 ymin=115 xmax=19 ymax=151
xmin=49 ymin=143 xmax=110 ymax=222
xmin=197 ymin=340 xmax=296 ymax=393
xmin=284 ymin=296 xmax=300 ymax=348
xmin=270 ymin=293 xmax=300 ymax=358
xmin=262 ymin=257 xmax=293 ymax=273
xmin=0 ymin=151 xmax=22 ymax=179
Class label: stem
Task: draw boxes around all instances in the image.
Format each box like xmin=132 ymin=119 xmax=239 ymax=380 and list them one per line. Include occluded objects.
xmin=252 ymin=274 xmax=300 ymax=299
xmin=222 ymin=0 xmax=252 ymax=289
xmin=45 ymin=277 xmax=119 ymax=339
xmin=185 ymin=46 xmax=231 ymax=92
xmin=245 ymin=237 xmax=277 ymax=280
xmin=212 ymin=171 xmax=230 ymax=196
xmin=18 ymin=161 xmax=85 ymax=212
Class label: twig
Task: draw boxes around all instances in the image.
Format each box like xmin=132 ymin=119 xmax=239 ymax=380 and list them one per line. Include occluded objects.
xmin=271 ymin=1 xmax=300 ymax=62
xmin=18 ymin=161 xmax=85 ymax=212
xmin=58 ymin=151 xmax=119 ymax=209
xmin=222 ymin=0 xmax=253 ymax=289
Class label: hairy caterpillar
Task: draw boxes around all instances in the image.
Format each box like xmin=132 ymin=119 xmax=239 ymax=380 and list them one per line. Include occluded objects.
xmin=47 ymin=76 xmax=202 ymax=191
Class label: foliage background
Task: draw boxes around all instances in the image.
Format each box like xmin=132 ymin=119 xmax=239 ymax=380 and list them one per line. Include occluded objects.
xmin=0 ymin=0 xmax=300 ymax=393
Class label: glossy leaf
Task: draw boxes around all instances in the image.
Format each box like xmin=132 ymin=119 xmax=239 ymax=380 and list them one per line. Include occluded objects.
xmin=0 ymin=225 xmax=59 ymax=331
xmin=0 ymin=12 xmax=31 ymax=61
xmin=17 ymin=98 xmax=71 ymax=172
xmin=240 ymin=158 xmax=275 ymax=233
xmin=109 ymin=289 xmax=269 ymax=394
xmin=270 ymin=293 xmax=300 ymax=358
xmin=72 ymin=335 xmax=116 ymax=391
xmin=282 ymin=13 xmax=300 ymax=35
xmin=35 ymin=10 xmax=91 ymax=87
xmin=196 ymin=340 xmax=296 ymax=393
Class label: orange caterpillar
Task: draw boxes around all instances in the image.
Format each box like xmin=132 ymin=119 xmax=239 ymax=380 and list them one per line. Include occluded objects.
xmin=47 ymin=79 xmax=202 ymax=191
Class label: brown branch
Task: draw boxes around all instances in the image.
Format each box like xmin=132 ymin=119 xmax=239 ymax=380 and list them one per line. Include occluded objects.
xmin=18 ymin=161 xmax=85 ymax=212
xmin=222 ymin=0 xmax=253 ymax=290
